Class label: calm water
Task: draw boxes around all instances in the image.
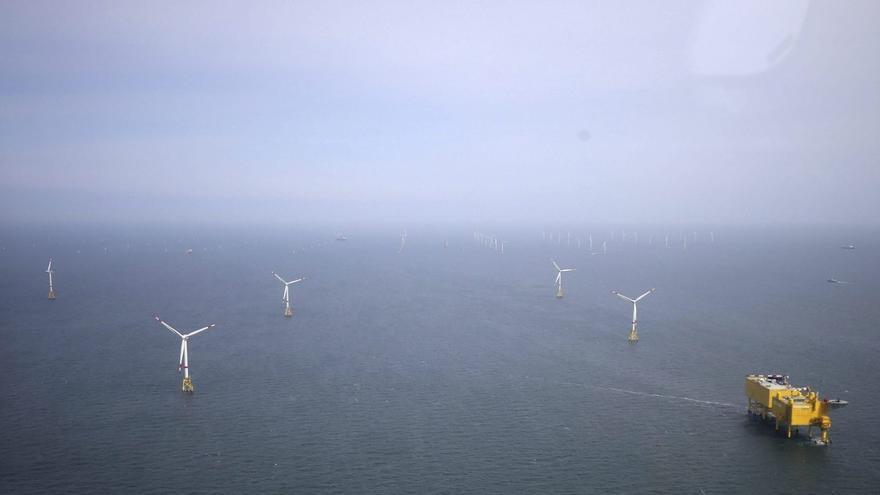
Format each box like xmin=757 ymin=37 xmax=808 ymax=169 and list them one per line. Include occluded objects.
xmin=1 ymin=225 xmax=878 ymax=494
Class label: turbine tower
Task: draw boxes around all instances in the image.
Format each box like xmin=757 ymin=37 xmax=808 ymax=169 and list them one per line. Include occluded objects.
xmin=551 ymin=260 xmax=575 ymax=298
xmin=611 ymin=288 xmax=655 ymax=343
xmin=154 ymin=316 xmax=216 ymax=393
xmin=398 ymin=230 xmax=408 ymax=253
xmin=46 ymin=258 xmax=56 ymax=300
xmin=273 ymin=272 xmax=305 ymax=317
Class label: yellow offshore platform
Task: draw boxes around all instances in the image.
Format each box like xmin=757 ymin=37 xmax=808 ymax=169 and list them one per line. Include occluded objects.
xmin=745 ymin=374 xmax=847 ymax=444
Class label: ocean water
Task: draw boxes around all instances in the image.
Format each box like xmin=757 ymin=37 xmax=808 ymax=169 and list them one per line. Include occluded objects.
xmin=1 ymin=224 xmax=878 ymax=494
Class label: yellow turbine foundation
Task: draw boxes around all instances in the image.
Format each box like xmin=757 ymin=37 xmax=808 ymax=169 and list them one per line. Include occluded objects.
xmin=182 ymin=377 xmax=194 ymax=393
xmin=628 ymin=328 xmax=639 ymax=343
xmin=48 ymin=290 xmax=56 ymax=300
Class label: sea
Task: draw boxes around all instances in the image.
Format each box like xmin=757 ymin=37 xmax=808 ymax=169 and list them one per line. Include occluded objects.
xmin=1 ymin=224 xmax=878 ymax=494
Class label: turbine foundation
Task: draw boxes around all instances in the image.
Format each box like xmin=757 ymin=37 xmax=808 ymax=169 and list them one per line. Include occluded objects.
xmin=284 ymin=306 xmax=293 ymax=317
xmin=182 ymin=377 xmax=194 ymax=393
xmin=628 ymin=328 xmax=639 ymax=343
xmin=48 ymin=290 xmax=56 ymax=300
xmin=556 ymin=286 xmax=564 ymax=299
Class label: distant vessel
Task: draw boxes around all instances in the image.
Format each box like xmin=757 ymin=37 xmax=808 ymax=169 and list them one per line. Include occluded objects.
xmin=840 ymin=245 xmax=855 ymax=249
xmin=336 ymin=234 xmax=347 ymax=241
xmin=746 ymin=374 xmax=847 ymax=444
xmin=827 ymin=278 xmax=852 ymax=284
xmin=185 ymin=248 xmax=193 ymax=255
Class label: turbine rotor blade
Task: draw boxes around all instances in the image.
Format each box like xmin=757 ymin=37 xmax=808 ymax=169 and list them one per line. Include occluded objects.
xmin=612 ymin=292 xmax=636 ymax=303
xmin=184 ymin=323 xmax=217 ymax=338
xmin=155 ymin=316 xmax=184 ymax=337
xmin=272 ymin=272 xmax=288 ymax=284
xmin=551 ymin=260 xmax=562 ymax=271
xmin=635 ymin=288 xmax=656 ymax=301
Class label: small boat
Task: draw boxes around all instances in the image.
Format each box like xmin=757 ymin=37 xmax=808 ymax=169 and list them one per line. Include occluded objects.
xmin=840 ymin=245 xmax=855 ymax=250
xmin=826 ymin=399 xmax=849 ymax=409
xmin=335 ymin=234 xmax=347 ymax=241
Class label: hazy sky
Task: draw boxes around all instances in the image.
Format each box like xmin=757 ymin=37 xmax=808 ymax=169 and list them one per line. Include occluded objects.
xmin=1 ymin=1 xmax=878 ymax=225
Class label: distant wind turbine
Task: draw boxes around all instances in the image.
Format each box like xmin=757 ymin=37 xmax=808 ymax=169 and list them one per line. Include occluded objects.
xmin=551 ymin=260 xmax=575 ymax=298
xmin=273 ymin=272 xmax=305 ymax=317
xmin=611 ymin=289 xmax=655 ymax=343
xmin=46 ymin=258 xmax=56 ymax=300
xmin=398 ymin=230 xmax=408 ymax=253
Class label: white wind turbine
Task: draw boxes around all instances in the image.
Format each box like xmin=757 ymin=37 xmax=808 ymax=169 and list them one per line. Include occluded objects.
xmin=611 ymin=288 xmax=655 ymax=343
xmin=46 ymin=257 xmax=56 ymax=300
xmin=154 ymin=316 xmax=217 ymax=393
xmin=398 ymin=230 xmax=408 ymax=253
xmin=273 ymin=272 xmax=305 ymax=317
xmin=551 ymin=260 xmax=575 ymax=298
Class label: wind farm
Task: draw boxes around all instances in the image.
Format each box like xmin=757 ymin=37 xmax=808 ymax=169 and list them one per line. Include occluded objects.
xmin=3 ymin=1 xmax=876 ymax=491
xmin=4 ymin=224 xmax=871 ymax=494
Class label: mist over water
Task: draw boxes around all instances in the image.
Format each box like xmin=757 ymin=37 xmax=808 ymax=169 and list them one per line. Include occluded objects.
xmin=1 ymin=224 xmax=878 ymax=493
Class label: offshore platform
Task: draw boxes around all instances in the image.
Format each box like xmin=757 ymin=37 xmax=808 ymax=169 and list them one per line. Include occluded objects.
xmin=746 ymin=374 xmax=848 ymax=444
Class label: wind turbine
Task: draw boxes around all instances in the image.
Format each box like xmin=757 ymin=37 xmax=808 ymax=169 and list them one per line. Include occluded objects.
xmin=272 ymin=272 xmax=305 ymax=317
xmin=611 ymin=288 xmax=655 ymax=343
xmin=398 ymin=230 xmax=408 ymax=253
xmin=551 ymin=260 xmax=575 ymax=298
xmin=154 ymin=316 xmax=217 ymax=393
xmin=46 ymin=258 xmax=56 ymax=300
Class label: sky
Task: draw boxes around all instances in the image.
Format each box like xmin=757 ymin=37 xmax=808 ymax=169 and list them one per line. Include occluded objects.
xmin=1 ymin=0 xmax=878 ymax=226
